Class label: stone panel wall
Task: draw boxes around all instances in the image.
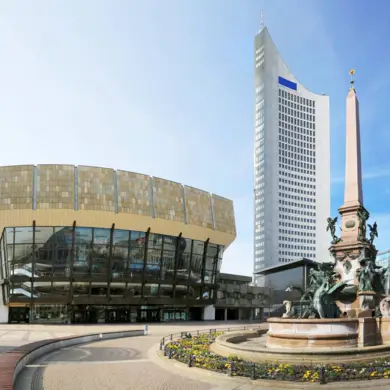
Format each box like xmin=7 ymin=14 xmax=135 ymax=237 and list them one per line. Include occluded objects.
xmin=0 ymin=165 xmax=34 ymax=210
xmin=77 ymin=166 xmax=115 ymax=212
xmin=36 ymin=165 xmax=74 ymax=210
xmin=152 ymin=178 xmax=185 ymax=223
xmin=211 ymin=195 xmax=236 ymax=235
xmin=184 ymin=186 xmax=213 ymax=229
xmin=116 ymin=170 xmax=152 ymax=216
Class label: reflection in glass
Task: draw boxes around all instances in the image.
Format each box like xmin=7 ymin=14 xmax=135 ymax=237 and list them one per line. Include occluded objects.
xmin=113 ymin=230 xmax=129 ymax=246
xmin=32 ymin=304 xmax=68 ymax=324
xmin=128 ymin=232 xmax=145 ymax=275
xmin=35 ymin=227 xmax=55 ymax=244
xmin=14 ymin=227 xmax=33 ymax=244
xmin=1 ymin=226 xmax=224 ymax=309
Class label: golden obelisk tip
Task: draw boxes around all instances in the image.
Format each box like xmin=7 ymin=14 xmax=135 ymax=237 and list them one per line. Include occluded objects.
xmin=349 ymin=69 xmax=355 ymax=90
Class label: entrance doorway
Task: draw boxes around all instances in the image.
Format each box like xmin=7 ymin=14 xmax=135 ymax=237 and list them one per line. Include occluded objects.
xmin=105 ymin=309 xmax=130 ymax=323
xmin=9 ymin=307 xmax=30 ymax=323
xmin=71 ymin=306 xmax=97 ymax=324
xmin=138 ymin=307 xmax=160 ymax=322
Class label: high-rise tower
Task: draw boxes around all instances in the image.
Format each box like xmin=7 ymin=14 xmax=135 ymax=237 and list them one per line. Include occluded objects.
xmin=253 ymin=26 xmax=330 ymax=288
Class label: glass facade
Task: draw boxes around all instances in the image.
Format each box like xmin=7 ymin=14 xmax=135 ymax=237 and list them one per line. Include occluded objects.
xmin=1 ymin=226 xmax=223 ymax=324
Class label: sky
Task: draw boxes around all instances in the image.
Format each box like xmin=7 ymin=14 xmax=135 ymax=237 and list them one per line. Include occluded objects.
xmin=0 ymin=1 xmax=389 ymax=276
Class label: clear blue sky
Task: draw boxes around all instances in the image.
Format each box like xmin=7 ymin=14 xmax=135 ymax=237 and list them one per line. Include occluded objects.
xmin=0 ymin=1 xmax=389 ymax=276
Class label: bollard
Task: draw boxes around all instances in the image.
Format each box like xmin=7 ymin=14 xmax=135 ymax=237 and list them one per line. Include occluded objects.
xmin=144 ymin=325 xmax=148 ymax=335
xmin=163 ymin=346 xmax=167 ymax=356
xmin=319 ymin=366 xmax=326 ymax=385
xmin=251 ymin=363 xmax=256 ymax=380
xmin=159 ymin=340 xmax=162 ymax=350
xmin=188 ymin=355 xmax=193 ymax=367
xmin=197 ymin=330 xmax=199 ymax=336
xmin=170 ymin=334 xmax=173 ymax=340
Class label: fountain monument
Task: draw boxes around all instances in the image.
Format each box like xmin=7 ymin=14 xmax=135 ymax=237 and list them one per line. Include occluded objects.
xmin=211 ymin=71 xmax=390 ymax=363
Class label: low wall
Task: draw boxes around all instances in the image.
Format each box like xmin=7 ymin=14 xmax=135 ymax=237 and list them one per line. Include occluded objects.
xmin=267 ymin=317 xmax=359 ymax=349
xmin=0 ymin=329 xmax=144 ymax=389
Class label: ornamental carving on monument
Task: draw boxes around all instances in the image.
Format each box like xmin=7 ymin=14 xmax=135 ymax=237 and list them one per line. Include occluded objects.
xmin=380 ymin=297 xmax=390 ymax=318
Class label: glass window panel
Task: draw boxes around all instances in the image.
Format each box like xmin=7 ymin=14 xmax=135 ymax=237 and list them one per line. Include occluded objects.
xmin=75 ymin=227 xmax=92 ymax=244
xmin=91 ymin=243 xmax=109 ymax=276
xmin=148 ymin=233 xmax=163 ymax=249
xmin=161 ymin=250 xmax=175 ymax=280
xmin=175 ymin=284 xmax=188 ymax=300
xmin=128 ymin=249 xmax=144 ymax=275
xmin=207 ymin=243 xmax=218 ymax=257
xmin=14 ymin=227 xmax=33 ymax=244
xmin=128 ymin=232 xmax=145 ymax=274
xmin=11 ymin=244 xmax=33 ymax=276
xmin=182 ymin=238 xmax=192 ymax=253
xmin=51 ymin=227 xmax=73 ymax=246
xmin=163 ymin=235 xmax=177 ymax=251
xmin=190 ymin=254 xmax=202 ymax=282
xmin=146 ymin=248 xmax=161 ymax=278
xmin=113 ymin=229 xmax=129 ymax=246
xmin=90 ymin=282 xmax=108 ymax=296
xmin=159 ymin=284 xmax=173 ymax=298
xmin=143 ymin=283 xmax=159 ymax=297
xmin=126 ymin=283 xmax=141 ymax=297
xmin=32 ymin=304 xmax=68 ymax=324
xmin=53 ymin=251 xmax=71 ymax=276
xmin=111 ymin=246 xmax=128 ymax=277
xmin=10 ymin=281 xmax=32 ymax=299
xmin=74 ymin=228 xmax=91 ymax=272
xmin=192 ymin=241 xmax=204 ymax=256
xmin=73 ymin=282 xmax=89 ymax=296
xmin=130 ymin=231 xmax=145 ymax=248
xmin=34 ymin=227 xmax=55 ymax=244
xmin=93 ymin=228 xmax=111 ymax=245
xmin=33 ymin=281 xmax=52 ymax=298
xmin=109 ymin=282 xmax=126 ymax=297
xmin=5 ymin=228 xmax=14 ymax=246
xmin=35 ymin=244 xmax=56 ymax=277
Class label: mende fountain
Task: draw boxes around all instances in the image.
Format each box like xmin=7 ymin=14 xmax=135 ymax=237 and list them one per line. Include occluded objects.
xmin=211 ymin=71 xmax=390 ymax=363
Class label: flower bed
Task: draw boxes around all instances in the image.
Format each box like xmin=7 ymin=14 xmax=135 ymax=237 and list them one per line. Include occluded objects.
xmin=164 ymin=332 xmax=390 ymax=383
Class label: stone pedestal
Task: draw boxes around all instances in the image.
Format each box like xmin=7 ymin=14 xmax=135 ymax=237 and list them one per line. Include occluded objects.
xmin=357 ymin=290 xmax=376 ymax=317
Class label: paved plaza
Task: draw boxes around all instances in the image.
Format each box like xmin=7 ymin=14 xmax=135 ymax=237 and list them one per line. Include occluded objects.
xmin=1 ymin=321 xmax=388 ymax=389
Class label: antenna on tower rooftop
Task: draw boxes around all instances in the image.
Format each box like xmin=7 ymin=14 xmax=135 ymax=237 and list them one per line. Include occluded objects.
xmin=259 ymin=10 xmax=265 ymax=32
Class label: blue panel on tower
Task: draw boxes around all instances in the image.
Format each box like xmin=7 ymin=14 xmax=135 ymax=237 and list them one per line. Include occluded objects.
xmin=278 ymin=76 xmax=297 ymax=91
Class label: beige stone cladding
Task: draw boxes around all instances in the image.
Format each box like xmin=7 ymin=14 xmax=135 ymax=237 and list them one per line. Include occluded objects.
xmin=152 ymin=177 xmax=185 ymax=223
xmin=0 ymin=165 xmax=34 ymax=210
xmin=116 ymin=170 xmax=152 ymax=216
xmin=211 ymin=194 xmax=236 ymax=235
xmin=36 ymin=164 xmax=74 ymax=210
xmin=78 ymin=166 xmax=115 ymax=212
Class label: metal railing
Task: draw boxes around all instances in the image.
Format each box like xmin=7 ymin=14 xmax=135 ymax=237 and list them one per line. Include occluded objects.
xmin=160 ymin=328 xmax=390 ymax=384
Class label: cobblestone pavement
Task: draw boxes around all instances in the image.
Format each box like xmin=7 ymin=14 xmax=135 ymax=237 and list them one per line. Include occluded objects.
xmin=12 ymin=321 xmax=390 ymax=390
xmin=10 ymin=322 xmax=260 ymax=390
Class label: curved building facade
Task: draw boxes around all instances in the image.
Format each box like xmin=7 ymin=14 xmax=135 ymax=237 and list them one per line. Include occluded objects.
xmin=0 ymin=165 xmax=236 ymax=324
xmin=253 ymin=27 xmax=330 ymax=288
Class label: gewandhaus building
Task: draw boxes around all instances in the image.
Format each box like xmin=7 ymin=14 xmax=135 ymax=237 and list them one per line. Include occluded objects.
xmin=0 ymin=165 xmax=236 ymax=324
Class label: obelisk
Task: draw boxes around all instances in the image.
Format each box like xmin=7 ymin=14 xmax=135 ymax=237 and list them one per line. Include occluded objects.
xmin=338 ymin=69 xmax=368 ymax=244
xmin=330 ymin=70 xmax=377 ymax=312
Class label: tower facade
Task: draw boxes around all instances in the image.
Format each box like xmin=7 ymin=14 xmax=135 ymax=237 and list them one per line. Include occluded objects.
xmin=253 ymin=27 xmax=330 ymax=288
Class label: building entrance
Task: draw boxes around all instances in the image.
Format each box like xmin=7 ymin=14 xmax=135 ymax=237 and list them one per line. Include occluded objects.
xmin=9 ymin=307 xmax=30 ymax=323
xmin=105 ymin=309 xmax=130 ymax=323
xmin=72 ymin=305 xmax=97 ymax=324
xmin=137 ymin=307 xmax=160 ymax=322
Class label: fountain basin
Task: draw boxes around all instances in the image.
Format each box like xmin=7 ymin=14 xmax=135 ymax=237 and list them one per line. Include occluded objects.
xmin=267 ymin=317 xmax=358 ymax=349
